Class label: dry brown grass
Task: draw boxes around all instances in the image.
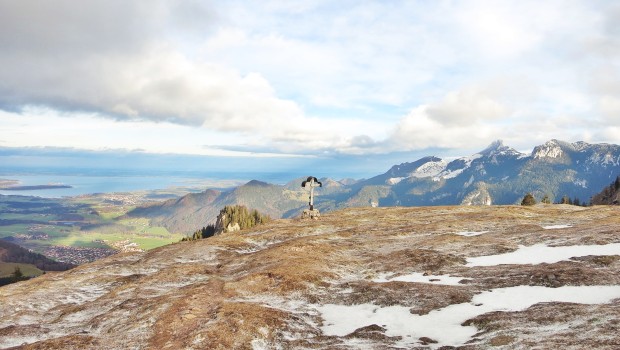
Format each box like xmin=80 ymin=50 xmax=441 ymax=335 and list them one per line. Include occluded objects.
xmin=10 ymin=335 xmax=99 ymax=350
xmin=488 ymin=334 xmax=516 ymax=346
xmin=2 ymin=205 xmax=620 ymax=349
xmin=199 ymin=302 xmax=290 ymax=349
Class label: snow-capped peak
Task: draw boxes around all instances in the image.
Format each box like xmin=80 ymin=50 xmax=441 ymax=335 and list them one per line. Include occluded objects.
xmin=480 ymin=140 xmax=524 ymax=157
xmin=385 ymin=157 xmax=448 ymax=184
xmin=532 ymin=140 xmax=565 ymax=159
xmin=409 ymin=159 xmax=448 ymax=178
xmin=572 ymin=141 xmax=590 ymax=152
xmin=480 ymin=140 xmax=505 ymax=154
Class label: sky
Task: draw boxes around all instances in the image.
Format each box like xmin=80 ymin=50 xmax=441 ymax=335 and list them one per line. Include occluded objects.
xmin=0 ymin=0 xmax=619 ymax=174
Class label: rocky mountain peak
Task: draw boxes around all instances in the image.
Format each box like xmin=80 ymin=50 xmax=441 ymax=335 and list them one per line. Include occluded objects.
xmin=244 ymin=180 xmax=271 ymax=187
xmin=479 ymin=140 xmax=523 ymax=158
xmin=480 ymin=140 xmax=504 ymax=154
xmin=532 ymin=139 xmax=568 ymax=159
xmin=386 ymin=156 xmax=443 ymax=178
xmin=572 ymin=141 xmax=590 ymax=151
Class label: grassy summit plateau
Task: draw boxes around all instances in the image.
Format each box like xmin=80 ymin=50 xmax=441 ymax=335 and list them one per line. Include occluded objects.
xmin=1 ymin=205 xmax=620 ymax=349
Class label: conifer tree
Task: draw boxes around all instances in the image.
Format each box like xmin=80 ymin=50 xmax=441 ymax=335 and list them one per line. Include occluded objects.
xmin=521 ymin=193 xmax=536 ymax=206
xmin=10 ymin=267 xmax=25 ymax=283
xmin=541 ymin=194 xmax=551 ymax=204
xmin=182 ymin=205 xmax=271 ymax=242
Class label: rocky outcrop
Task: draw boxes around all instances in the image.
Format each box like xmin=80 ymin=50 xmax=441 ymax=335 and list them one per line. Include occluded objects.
xmin=214 ymin=211 xmax=239 ymax=234
xmin=461 ymin=182 xmax=492 ymax=205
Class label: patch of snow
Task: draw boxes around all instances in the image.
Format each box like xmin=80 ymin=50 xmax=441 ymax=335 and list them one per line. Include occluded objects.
xmin=251 ymin=338 xmax=273 ymax=350
xmin=111 ymin=267 xmax=160 ymax=276
xmin=315 ymin=285 xmax=620 ymax=349
xmin=430 ymin=193 xmax=450 ymax=202
xmin=373 ymin=272 xmax=469 ymax=285
xmin=588 ymin=152 xmax=620 ymax=166
xmin=439 ymin=168 xmax=465 ymax=180
xmin=573 ymin=179 xmax=587 ymax=188
xmin=233 ymin=238 xmax=285 ymax=254
xmin=386 ymin=177 xmax=405 ymax=185
xmin=533 ymin=140 xmax=564 ymax=159
xmin=0 ymin=335 xmax=46 ymax=349
xmin=463 ymin=175 xmax=474 ymax=188
xmin=455 ymin=231 xmax=489 ymax=237
xmin=435 ymin=154 xmax=482 ymax=180
xmin=542 ymin=224 xmax=572 ymax=229
xmin=572 ymin=141 xmax=590 ymax=151
xmin=409 ymin=160 xmax=448 ymax=178
xmin=62 ymin=285 xmax=109 ymax=304
xmin=464 ymin=153 xmax=484 ymax=163
xmin=466 ymin=243 xmax=620 ymax=267
xmin=234 ymin=247 xmax=263 ymax=254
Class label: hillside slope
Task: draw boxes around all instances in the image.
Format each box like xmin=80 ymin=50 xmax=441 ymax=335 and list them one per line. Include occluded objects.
xmin=0 ymin=239 xmax=74 ymax=271
xmin=2 ymin=205 xmax=620 ymax=349
xmin=127 ymin=180 xmax=339 ymax=234
xmin=591 ymin=176 xmax=620 ymax=205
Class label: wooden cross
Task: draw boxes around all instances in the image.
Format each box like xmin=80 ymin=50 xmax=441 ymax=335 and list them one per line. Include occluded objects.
xmin=301 ymin=176 xmax=322 ymax=211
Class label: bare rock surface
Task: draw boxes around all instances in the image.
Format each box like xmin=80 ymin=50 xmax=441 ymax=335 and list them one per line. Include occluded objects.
xmin=1 ymin=205 xmax=620 ymax=349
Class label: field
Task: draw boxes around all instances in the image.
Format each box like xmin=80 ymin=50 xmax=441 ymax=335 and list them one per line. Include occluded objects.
xmin=0 ymin=262 xmax=42 ymax=278
xmin=0 ymin=192 xmax=185 ymax=264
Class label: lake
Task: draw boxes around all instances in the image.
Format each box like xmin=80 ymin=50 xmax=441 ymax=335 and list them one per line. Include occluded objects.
xmin=0 ymin=173 xmax=259 ymax=198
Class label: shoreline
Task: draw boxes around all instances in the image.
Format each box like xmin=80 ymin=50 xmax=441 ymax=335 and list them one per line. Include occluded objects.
xmin=0 ymin=184 xmax=73 ymax=191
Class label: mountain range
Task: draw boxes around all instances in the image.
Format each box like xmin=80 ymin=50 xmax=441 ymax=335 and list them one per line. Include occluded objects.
xmin=129 ymin=139 xmax=620 ymax=234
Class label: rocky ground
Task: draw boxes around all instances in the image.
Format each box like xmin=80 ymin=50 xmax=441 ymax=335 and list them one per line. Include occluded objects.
xmin=1 ymin=205 xmax=619 ymax=349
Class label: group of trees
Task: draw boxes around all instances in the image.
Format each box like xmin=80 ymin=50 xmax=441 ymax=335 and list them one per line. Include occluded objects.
xmin=182 ymin=205 xmax=271 ymax=242
xmin=590 ymin=176 xmax=620 ymax=205
xmin=218 ymin=205 xmax=271 ymax=231
xmin=184 ymin=224 xmax=217 ymax=241
xmin=559 ymin=195 xmax=584 ymax=206
xmin=521 ymin=193 xmax=587 ymax=206
xmin=521 ymin=175 xmax=620 ymax=206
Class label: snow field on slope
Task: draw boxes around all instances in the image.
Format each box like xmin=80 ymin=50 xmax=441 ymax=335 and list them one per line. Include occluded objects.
xmin=466 ymin=243 xmax=620 ymax=267
xmin=316 ymin=285 xmax=620 ymax=349
xmin=316 ymin=236 xmax=620 ymax=348
xmin=455 ymin=230 xmax=489 ymax=237
xmin=543 ymin=224 xmax=573 ymax=229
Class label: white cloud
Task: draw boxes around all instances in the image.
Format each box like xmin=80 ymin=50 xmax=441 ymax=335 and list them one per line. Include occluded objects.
xmin=599 ymin=96 xmax=620 ymax=124
xmin=426 ymin=88 xmax=509 ymax=126
xmin=0 ymin=0 xmax=406 ymax=156
xmin=0 ymin=0 xmax=619 ymax=157
xmin=590 ymin=65 xmax=620 ymax=125
xmin=0 ymin=41 xmax=314 ymax=133
xmin=390 ymin=105 xmax=498 ymax=152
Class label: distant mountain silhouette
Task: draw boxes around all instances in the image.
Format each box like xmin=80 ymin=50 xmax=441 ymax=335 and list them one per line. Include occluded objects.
xmin=129 ymin=140 xmax=620 ymax=234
